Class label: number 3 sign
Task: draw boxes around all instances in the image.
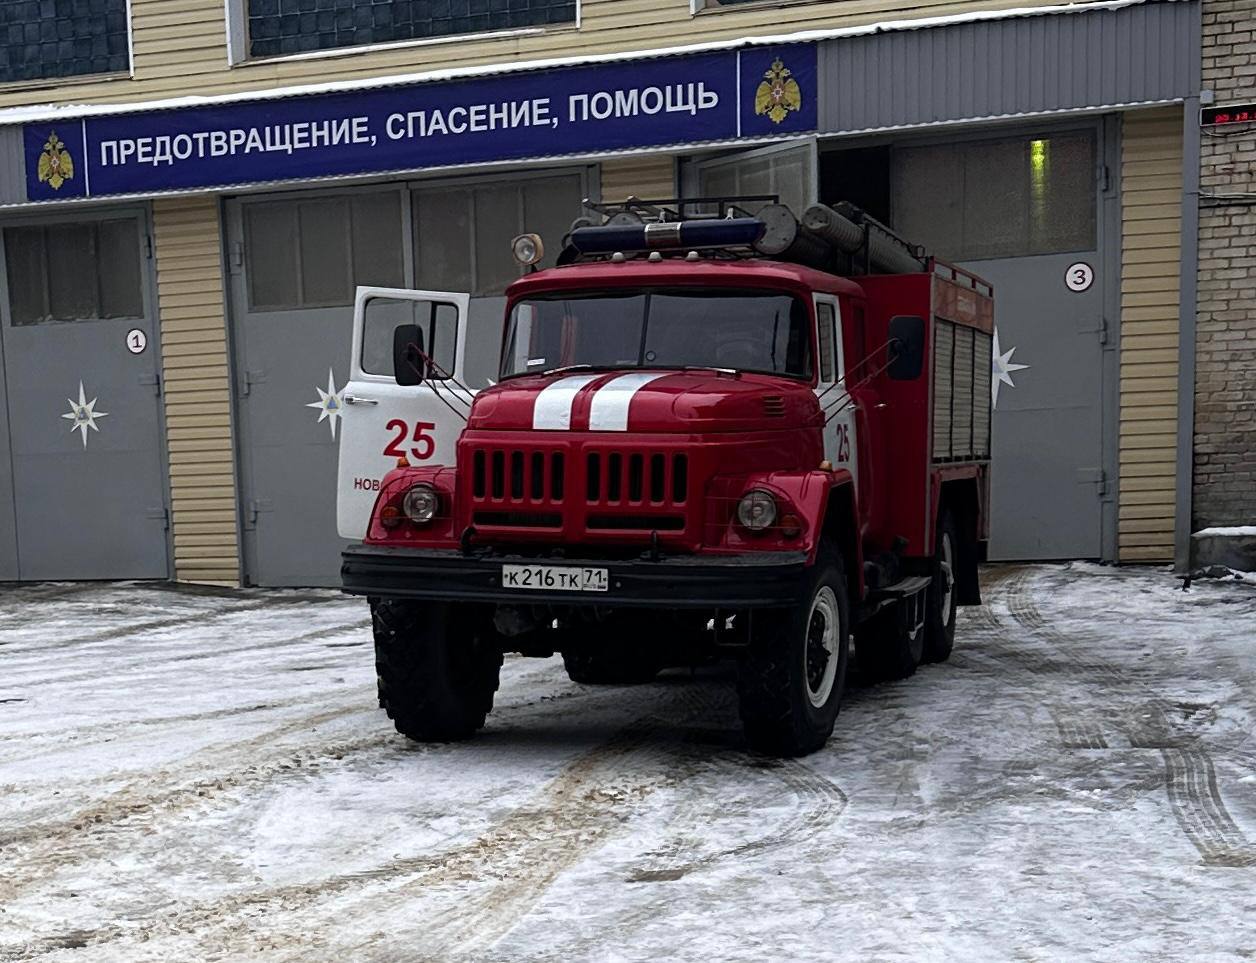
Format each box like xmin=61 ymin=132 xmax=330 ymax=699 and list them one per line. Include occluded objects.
xmin=1065 ymin=262 xmax=1095 ymax=292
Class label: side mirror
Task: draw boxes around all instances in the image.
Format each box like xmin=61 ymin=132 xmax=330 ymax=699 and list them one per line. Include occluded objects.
xmin=887 ymin=315 xmax=926 ymax=381
xmin=393 ymin=323 xmax=426 ymax=386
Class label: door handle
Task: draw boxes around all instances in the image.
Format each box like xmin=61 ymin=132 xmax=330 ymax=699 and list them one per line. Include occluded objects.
xmin=343 ymin=394 xmax=379 ymax=406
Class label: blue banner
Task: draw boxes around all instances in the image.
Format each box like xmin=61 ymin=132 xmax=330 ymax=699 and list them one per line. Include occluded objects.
xmin=22 ymin=44 xmax=816 ymax=202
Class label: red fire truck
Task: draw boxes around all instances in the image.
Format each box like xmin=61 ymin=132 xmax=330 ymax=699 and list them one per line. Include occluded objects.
xmin=337 ymin=198 xmax=993 ymax=757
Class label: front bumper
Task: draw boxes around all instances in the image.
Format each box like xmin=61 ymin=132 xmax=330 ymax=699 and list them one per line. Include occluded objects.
xmin=341 ymin=544 xmax=809 ymax=608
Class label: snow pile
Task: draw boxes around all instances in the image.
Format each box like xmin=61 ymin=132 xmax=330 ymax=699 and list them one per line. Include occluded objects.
xmin=1195 ymin=525 xmax=1256 ymax=537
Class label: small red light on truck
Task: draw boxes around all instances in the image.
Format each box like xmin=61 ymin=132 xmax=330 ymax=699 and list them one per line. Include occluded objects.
xmin=379 ymin=505 xmax=404 ymax=529
xmin=780 ymin=514 xmax=802 ymax=539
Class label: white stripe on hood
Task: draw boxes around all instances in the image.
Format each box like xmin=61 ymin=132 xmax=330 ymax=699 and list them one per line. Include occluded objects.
xmin=532 ymin=374 xmax=599 ymax=430
xmin=588 ymin=372 xmax=669 ymax=431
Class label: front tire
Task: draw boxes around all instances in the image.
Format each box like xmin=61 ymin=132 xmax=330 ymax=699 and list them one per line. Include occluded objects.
xmin=737 ymin=545 xmax=850 ymax=757
xmin=922 ymin=510 xmax=960 ymax=664
xmin=372 ymin=597 xmax=503 ymax=741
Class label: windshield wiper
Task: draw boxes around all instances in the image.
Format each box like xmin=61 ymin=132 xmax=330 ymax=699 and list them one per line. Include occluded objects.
xmin=536 ymin=363 xmax=613 ymax=377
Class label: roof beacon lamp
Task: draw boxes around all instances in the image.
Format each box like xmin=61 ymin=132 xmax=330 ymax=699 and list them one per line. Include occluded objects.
xmin=511 ymin=233 xmax=545 ymax=267
xmin=569 ymin=217 xmax=767 ymax=256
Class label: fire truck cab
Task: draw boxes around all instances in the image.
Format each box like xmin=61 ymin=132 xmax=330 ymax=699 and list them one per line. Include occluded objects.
xmin=338 ymin=199 xmax=993 ymax=757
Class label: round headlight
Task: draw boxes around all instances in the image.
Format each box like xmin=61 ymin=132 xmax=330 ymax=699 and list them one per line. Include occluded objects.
xmin=737 ymin=489 xmax=777 ymax=532
xmin=402 ymin=484 xmax=439 ymax=525
xmin=510 ymin=233 xmax=545 ymax=266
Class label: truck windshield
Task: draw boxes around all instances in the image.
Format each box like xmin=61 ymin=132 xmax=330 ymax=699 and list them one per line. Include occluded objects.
xmin=501 ymin=288 xmax=813 ymax=380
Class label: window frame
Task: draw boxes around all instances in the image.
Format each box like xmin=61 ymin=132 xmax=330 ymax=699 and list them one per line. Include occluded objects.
xmin=350 ymin=287 xmax=471 ymax=389
xmin=812 ymin=295 xmax=843 ymax=385
xmin=225 ymin=0 xmax=580 ymax=67
xmin=229 ymin=166 xmax=591 ymax=315
xmin=239 ymin=188 xmax=410 ymax=313
xmin=499 ymin=286 xmax=816 ymax=382
xmin=0 ymin=205 xmax=153 ymax=329
xmin=885 ymin=125 xmax=1100 ymax=263
xmin=0 ymin=0 xmax=134 ymax=87
xmin=690 ymin=0 xmax=818 ymax=14
xmin=407 ymin=166 xmax=592 ymax=298
xmin=359 ymin=295 xmax=460 ymax=382
xmin=684 ymin=138 xmax=819 ymax=217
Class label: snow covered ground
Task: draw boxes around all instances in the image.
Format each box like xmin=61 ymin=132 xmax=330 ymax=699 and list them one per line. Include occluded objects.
xmin=0 ymin=564 xmax=1253 ymax=962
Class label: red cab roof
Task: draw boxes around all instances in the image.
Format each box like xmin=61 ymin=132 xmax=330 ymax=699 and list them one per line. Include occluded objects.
xmin=506 ymin=257 xmax=867 ymax=301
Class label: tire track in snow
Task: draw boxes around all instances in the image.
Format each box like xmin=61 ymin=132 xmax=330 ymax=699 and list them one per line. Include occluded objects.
xmin=0 ymin=580 xmax=132 ymax=606
xmin=7 ymin=682 xmax=736 ymax=962
xmin=0 ymin=702 xmax=381 ymax=899
xmin=0 ymin=660 xmax=655 ymax=916
xmin=511 ymin=752 xmax=847 ymax=963
xmin=0 ymin=659 xmax=557 ymax=854
xmin=0 ymin=592 xmax=339 ymax=657
xmin=625 ymin=756 xmax=848 ymax=883
xmin=0 ymin=592 xmax=335 ymax=657
xmin=392 ymin=714 xmax=706 ymax=962
xmin=0 ymin=615 xmax=372 ymax=770
xmin=996 ymin=568 xmax=1256 ymax=868
xmin=0 ymin=615 xmax=372 ymax=693
xmin=957 ymin=567 xmax=1110 ymax=750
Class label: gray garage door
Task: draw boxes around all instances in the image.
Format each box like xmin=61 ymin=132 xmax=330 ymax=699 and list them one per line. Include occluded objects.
xmin=893 ymin=127 xmax=1112 ymax=559
xmin=227 ymin=173 xmax=587 ymax=586
xmin=226 ymin=188 xmax=407 ymax=587
xmin=0 ymin=335 xmax=17 ymax=580
xmin=0 ymin=209 xmax=170 ymax=580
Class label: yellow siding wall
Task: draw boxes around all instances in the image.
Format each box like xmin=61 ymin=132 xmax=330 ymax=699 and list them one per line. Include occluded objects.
xmin=1118 ymin=107 xmax=1182 ymax=563
xmin=599 ymin=155 xmax=676 ymax=202
xmin=2 ymin=0 xmax=1069 ymax=111
xmin=152 ymin=196 xmax=241 ymax=585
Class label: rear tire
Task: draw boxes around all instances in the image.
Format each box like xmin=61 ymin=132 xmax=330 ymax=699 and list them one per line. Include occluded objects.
xmin=922 ymin=510 xmax=960 ymax=664
xmin=372 ymin=597 xmax=503 ymax=741
xmin=856 ymin=592 xmax=925 ymax=683
xmin=736 ymin=544 xmax=850 ymax=757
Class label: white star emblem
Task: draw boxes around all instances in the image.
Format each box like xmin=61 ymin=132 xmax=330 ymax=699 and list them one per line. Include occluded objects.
xmin=61 ymin=381 xmax=108 ymax=449
xmin=306 ymin=369 xmax=344 ymax=439
xmin=991 ymin=328 xmax=1029 ymax=408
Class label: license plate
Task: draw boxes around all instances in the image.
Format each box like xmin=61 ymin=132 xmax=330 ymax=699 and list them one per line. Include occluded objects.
xmin=501 ymin=564 xmax=608 ymax=593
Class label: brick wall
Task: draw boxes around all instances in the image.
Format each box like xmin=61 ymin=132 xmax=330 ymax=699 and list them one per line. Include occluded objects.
xmin=1195 ymin=0 xmax=1256 ymax=529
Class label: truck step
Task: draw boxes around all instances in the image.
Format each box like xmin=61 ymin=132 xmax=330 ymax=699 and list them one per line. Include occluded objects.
xmin=867 ymin=574 xmax=931 ymax=601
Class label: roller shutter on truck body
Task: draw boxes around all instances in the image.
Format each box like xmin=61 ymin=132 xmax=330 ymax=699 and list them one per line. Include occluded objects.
xmin=932 ymin=321 xmax=994 ymax=463
xmin=929 ymin=268 xmax=994 ymax=464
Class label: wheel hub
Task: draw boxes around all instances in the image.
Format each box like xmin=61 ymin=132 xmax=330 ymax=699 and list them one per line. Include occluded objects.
xmin=940 ymin=531 xmax=956 ymax=624
xmin=804 ymin=587 xmax=839 ymax=707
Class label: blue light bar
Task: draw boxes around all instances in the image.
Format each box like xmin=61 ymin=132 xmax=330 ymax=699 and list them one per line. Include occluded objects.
xmin=569 ymin=217 xmax=767 ymax=255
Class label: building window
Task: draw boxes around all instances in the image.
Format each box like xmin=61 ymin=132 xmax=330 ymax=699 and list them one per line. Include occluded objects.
xmin=413 ymin=173 xmax=584 ymax=296
xmin=3 ymin=217 xmax=143 ymax=325
xmin=0 ymin=0 xmax=130 ymax=85
xmin=245 ymin=0 xmax=576 ymax=60
xmin=692 ymin=0 xmax=785 ymax=9
xmin=244 ymin=192 xmax=405 ymax=311
xmin=694 ymin=143 xmax=815 ymax=218
xmin=890 ymin=131 xmax=1096 ymax=262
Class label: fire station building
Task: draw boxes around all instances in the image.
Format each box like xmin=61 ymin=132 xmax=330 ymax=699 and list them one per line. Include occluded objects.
xmin=0 ymin=0 xmax=1233 ymax=586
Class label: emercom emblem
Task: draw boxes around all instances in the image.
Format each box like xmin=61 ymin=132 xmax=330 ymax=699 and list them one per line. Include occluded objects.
xmin=37 ymin=131 xmax=75 ymax=191
xmin=754 ymin=59 xmax=802 ymax=125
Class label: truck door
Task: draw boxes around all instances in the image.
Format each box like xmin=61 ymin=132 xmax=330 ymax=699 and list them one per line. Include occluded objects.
xmin=814 ymin=294 xmax=857 ymax=482
xmin=337 ymin=286 xmax=472 ymax=539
